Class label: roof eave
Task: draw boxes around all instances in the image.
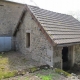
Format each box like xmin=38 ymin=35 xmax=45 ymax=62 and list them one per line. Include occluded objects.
xmin=57 ymin=42 xmax=80 ymax=47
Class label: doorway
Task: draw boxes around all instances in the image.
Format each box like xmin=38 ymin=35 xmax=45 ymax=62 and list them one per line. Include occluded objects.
xmin=62 ymin=47 xmax=69 ymax=70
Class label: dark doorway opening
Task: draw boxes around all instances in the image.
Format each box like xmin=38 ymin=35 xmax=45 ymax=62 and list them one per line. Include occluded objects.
xmin=62 ymin=47 xmax=69 ymax=71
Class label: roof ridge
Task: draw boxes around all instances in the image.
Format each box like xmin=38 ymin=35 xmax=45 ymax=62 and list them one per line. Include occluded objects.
xmin=28 ymin=5 xmax=71 ymax=16
xmin=0 ymin=0 xmax=24 ymax=5
xmin=27 ymin=4 xmax=80 ymax=46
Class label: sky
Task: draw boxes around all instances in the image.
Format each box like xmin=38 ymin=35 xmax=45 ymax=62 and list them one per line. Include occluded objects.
xmin=7 ymin=0 xmax=80 ymax=14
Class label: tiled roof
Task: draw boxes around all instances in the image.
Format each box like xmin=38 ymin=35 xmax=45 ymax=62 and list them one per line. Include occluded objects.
xmin=1 ymin=1 xmax=80 ymax=46
xmin=28 ymin=5 xmax=80 ymax=46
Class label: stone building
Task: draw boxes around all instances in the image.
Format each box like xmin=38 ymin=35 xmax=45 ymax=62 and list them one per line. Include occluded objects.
xmin=0 ymin=1 xmax=80 ymax=70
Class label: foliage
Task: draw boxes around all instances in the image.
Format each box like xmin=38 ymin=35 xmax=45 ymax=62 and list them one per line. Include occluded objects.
xmin=0 ymin=53 xmax=18 ymax=79
xmin=29 ymin=67 xmax=40 ymax=73
xmin=29 ymin=65 xmax=50 ymax=73
xmin=54 ymin=68 xmax=71 ymax=77
xmin=0 ymin=71 xmax=17 ymax=79
xmin=37 ymin=74 xmax=52 ymax=80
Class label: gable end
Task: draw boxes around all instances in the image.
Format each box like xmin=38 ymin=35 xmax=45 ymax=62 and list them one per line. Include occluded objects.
xmin=26 ymin=5 xmax=56 ymax=46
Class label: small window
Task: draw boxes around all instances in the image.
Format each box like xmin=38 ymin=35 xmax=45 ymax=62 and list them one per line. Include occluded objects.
xmin=26 ymin=33 xmax=30 ymax=48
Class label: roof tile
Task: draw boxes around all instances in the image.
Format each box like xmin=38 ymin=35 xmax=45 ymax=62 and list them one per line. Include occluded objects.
xmin=28 ymin=5 xmax=80 ymax=45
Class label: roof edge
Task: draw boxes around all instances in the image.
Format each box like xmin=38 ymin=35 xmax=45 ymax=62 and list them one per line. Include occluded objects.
xmin=1 ymin=0 xmax=24 ymax=5
xmin=57 ymin=42 xmax=80 ymax=47
xmin=26 ymin=5 xmax=57 ymax=46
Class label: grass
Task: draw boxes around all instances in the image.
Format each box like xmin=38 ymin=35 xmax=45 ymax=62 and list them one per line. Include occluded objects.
xmin=0 ymin=53 xmax=17 ymax=79
xmin=54 ymin=68 xmax=71 ymax=77
xmin=0 ymin=52 xmax=30 ymax=79
xmin=37 ymin=74 xmax=52 ymax=80
xmin=18 ymin=77 xmax=29 ymax=80
xmin=34 ymin=68 xmax=72 ymax=80
xmin=35 ymin=69 xmax=60 ymax=80
xmin=0 ymin=58 xmax=9 ymax=72
xmin=0 ymin=71 xmax=17 ymax=79
xmin=29 ymin=67 xmax=40 ymax=73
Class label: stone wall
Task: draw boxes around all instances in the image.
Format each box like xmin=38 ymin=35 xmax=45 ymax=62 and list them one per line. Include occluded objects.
xmin=75 ymin=44 xmax=80 ymax=64
xmin=53 ymin=47 xmax=62 ymax=69
xmin=52 ymin=45 xmax=80 ymax=69
xmin=16 ymin=12 xmax=54 ymax=67
xmin=0 ymin=1 xmax=24 ymax=36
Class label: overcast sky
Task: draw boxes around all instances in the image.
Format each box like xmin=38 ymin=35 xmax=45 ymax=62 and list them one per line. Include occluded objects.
xmin=7 ymin=0 xmax=80 ymax=14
